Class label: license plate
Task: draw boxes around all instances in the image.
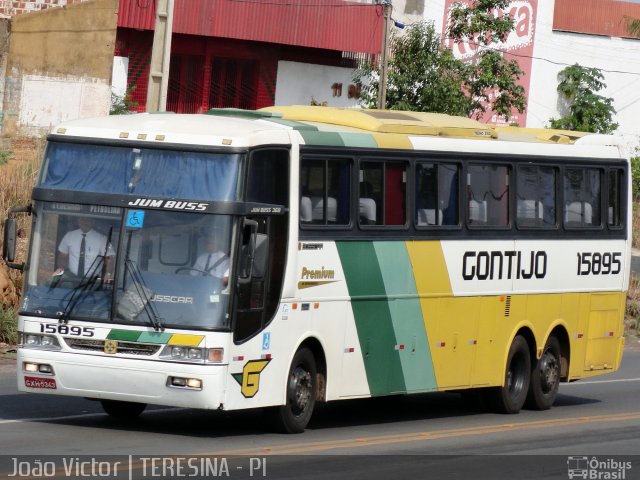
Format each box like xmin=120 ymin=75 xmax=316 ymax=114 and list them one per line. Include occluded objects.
xmin=24 ymin=376 xmax=57 ymax=389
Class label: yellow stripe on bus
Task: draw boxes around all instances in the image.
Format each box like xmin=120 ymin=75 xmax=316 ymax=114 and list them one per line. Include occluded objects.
xmin=168 ymin=334 xmax=205 ymax=347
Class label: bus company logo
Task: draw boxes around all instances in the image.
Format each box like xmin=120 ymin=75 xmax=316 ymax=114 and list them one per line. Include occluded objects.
xmin=298 ymin=266 xmax=338 ymax=290
xmin=104 ymin=339 xmax=118 ymax=355
xmin=462 ymin=250 xmax=547 ymax=281
xmin=232 ymin=359 xmax=271 ymax=398
xmin=567 ymin=456 xmax=632 ymax=479
xmin=127 ymin=198 xmax=208 ymax=211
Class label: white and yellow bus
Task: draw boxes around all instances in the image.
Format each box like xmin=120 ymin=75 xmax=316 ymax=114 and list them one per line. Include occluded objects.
xmin=4 ymin=106 xmax=630 ymax=433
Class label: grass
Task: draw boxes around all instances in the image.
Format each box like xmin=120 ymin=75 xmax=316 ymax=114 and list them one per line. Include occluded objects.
xmin=0 ymin=306 xmax=17 ymax=345
xmin=0 ymin=138 xmax=43 ymax=344
xmin=0 ymin=149 xmax=9 ymax=166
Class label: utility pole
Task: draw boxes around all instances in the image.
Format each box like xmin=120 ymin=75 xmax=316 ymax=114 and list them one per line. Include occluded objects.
xmin=377 ymin=0 xmax=391 ymax=110
xmin=146 ymin=0 xmax=174 ymax=112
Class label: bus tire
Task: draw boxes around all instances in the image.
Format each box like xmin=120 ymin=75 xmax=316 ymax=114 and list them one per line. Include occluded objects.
xmin=270 ymin=347 xmax=317 ymax=433
xmin=525 ymin=336 xmax=561 ymax=410
xmin=100 ymin=400 xmax=146 ymax=418
xmin=487 ymin=335 xmax=531 ymax=414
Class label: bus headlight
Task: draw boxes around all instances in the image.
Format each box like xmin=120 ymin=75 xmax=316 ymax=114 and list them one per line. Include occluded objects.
xmin=159 ymin=346 xmax=224 ymax=364
xmin=19 ymin=333 xmax=61 ymax=351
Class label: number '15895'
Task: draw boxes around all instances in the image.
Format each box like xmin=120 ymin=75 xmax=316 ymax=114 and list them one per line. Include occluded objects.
xmin=576 ymin=252 xmax=622 ymax=276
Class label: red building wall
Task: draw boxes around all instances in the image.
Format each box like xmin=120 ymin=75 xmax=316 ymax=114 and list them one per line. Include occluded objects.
xmin=115 ymin=0 xmax=382 ymax=113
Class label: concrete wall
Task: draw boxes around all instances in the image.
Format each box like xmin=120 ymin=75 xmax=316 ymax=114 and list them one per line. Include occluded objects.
xmin=275 ymin=61 xmax=362 ymax=108
xmin=528 ymin=2 xmax=640 ymax=144
xmin=0 ymin=0 xmax=90 ymax=17
xmin=2 ymin=0 xmax=117 ymax=136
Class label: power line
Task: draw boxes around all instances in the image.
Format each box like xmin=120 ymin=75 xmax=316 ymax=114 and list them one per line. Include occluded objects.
xmin=227 ymin=0 xmax=377 ymax=7
xmin=443 ymin=38 xmax=640 ymax=76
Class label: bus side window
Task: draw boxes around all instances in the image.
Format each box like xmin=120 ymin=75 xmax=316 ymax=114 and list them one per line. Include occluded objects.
xmin=359 ymin=160 xmax=407 ymax=226
xmin=415 ymin=162 xmax=459 ymax=227
xmin=516 ymin=165 xmax=556 ymax=228
xmin=467 ymin=164 xmax=510 ymax=227
xmin=300 ymin=157 xmax=350 ymax=226
xmin=563 ymin=168 xmax=601 ymax=228
xmin=608 ymin=169 xmax=623 ymax=228
xmin=247 ymin=149 xmax=290 ymax=206
xmin=234 ymin=215 xmax=287 ymax=343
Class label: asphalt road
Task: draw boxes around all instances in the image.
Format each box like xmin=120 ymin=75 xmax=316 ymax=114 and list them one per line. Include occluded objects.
xmin=0 ymin=350 xmax=639 ymax=479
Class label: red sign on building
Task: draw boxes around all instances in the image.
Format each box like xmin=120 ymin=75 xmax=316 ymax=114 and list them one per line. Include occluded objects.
xmin=442 ymin=0 xmax=537 ymax=126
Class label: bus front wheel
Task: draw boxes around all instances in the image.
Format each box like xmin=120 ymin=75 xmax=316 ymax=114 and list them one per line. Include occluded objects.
xmin=525 ymin=336 xmax=561 ymax=410
xmin=487 ymin=335 xmax=531 ymax=414
xmin=100 ymin=400 xmax=147 ymax=418
xmin=270 ymin=347 xmax=317 ymax=433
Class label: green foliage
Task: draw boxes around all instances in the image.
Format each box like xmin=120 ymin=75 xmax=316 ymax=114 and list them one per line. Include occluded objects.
xmin=549 ymin=64 xmax=618 ymax=134
xmin=624 ymin=15 xmax=640 ymax=38
xmin=110 ymin=87 xmax=138 ymax=115
xmin=631 ymin=156 xmax=640 ymax=199
xmin=448 ymin=0 xmax=513 ymax=44
xmin=355 ymin=22 xmax=472 ymax=115
xmin=465 ymin=49 xmax=526 ymax=119
xmin=0 ymin=149 xmax=8 ymax=166
xmin=356 ymin=0 xmax=526 ymax=121
xmin=0 ymin=307 xmax=17 ymax=345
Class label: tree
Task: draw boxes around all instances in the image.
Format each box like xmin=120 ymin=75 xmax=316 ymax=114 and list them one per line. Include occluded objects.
xmin=549 ymin=64 xmax=618 ymax=134
xmin=447 ymin=0 xmax=526 ymax=119
xmin=624 ymin=15 xmax=640 ymax=38
xmin=356 ymin=0 xmax=526 ymax=121
xmin=355 ymin=22 xmax=472 ymax=115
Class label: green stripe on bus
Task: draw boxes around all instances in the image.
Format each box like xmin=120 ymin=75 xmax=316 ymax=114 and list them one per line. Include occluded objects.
xmin=137 ymin=332 xmax=172 ymax=344
xmin=107 ymin=329 xmax=141 ymax=342
xmin=336 ymin=241 xmax=406 ymax=395
xmin=266 ymin=118 xmax=319 ymax=131
xmin=298 ymin=131 xmax=345 ymax=146
xmin=338 ymin=133 xmax=378 ymax=148
xmin=373 ymin=242 xmax=437 ymax=392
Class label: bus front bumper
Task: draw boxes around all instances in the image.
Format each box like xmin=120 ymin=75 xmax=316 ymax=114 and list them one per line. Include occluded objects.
xmin=17 ymin=349 xmax=227 ymax=410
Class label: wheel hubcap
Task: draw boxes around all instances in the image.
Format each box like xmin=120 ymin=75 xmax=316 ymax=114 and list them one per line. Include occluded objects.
xmin=289 ymin=366 xmax=312 ymax=415
xmin=539 ymin=351 xmax=559 ymax=394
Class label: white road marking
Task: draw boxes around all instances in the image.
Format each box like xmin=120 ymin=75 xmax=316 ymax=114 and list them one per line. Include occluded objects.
xmin=563 ymin=377 xmax=640 ymax=386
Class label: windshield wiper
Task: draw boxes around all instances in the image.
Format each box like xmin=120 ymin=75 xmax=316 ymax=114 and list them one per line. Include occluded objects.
xmin=58 ymin=256 xmax=102 ymax=323
xmin=123 ymin=258 xmax=164 ymax=332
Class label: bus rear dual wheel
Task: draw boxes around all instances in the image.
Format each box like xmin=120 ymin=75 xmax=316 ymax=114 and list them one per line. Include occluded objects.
xmin=486 ymin=335 xmax=560 ymax=413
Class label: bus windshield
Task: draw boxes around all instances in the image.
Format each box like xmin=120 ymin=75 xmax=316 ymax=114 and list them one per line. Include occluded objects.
xmin=39 ymin=142 xmax=242 ymax=200
xmin=21 ymin=202 xmax=234 ymax=331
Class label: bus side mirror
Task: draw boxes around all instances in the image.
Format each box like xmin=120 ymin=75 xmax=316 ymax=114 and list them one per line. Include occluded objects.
xmin=252 ymin=233 xmax=269 ymax=279
xmin=238 ymin=219 xmax=258 ymax=283
xmin=3 ymin=204 xmax=31 ymax=271
xmin=3 ymin=218 xmax=17 ymax=263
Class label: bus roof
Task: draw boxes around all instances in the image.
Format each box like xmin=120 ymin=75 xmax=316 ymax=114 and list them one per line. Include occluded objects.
xmin=50 ymin=107 xmax=626 ymax=159
xmin=50 ymin=112 xmax=293 ymax=148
